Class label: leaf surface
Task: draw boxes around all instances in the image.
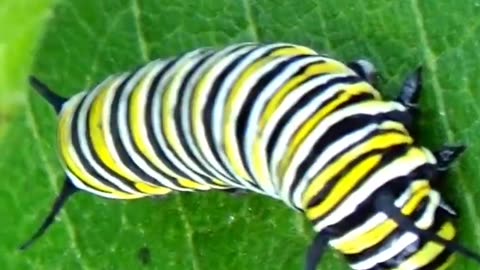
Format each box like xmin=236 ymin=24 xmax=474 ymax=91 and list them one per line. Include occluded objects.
xmin=2 ymin=1 xmax=480 ymax=269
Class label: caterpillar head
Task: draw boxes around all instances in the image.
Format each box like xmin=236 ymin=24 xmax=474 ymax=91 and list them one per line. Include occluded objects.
xmin=373 ymin=145 xmax=480 ymax=266
xmin=306 ymin=144 xmax=480 ymax=270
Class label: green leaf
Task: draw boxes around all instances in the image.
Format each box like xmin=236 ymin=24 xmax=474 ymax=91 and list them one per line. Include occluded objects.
xmin=1 ymin=0 xmax=480 ymax=269
xmin=0 ymin=0 xmax=55 ymax=138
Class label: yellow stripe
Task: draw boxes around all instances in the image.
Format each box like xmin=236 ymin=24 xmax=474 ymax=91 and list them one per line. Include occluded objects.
xmin=252 ymin=61 xmax=350 ymax=189
xmin=306 ymin=154 xmax=382 ymax=218
xmin=88 ymin=78 xmax=170 ymax=196
xmin=269 ymin=46 xmax=318 ymax=57
xmin=178 ymin=178 xmax=210 ymax=189
xmin=251 ymin=139 xmax=270 ymax=188
xmin=378 ymin=120 xmax=409 ymax=135
xmin=223 ymin=57 xmax=271 ymax=181
xmin=190 ymin=60 xmax=225 ymax=183
xmin=163 ymin=62 xmax=226 ymax=188
xmin=129 ymin=71 xmax=209 ymax=190
xmin=259 ymin=61 xmax=352 ymax=132
xmin=333 ymin=183 xmax=431 ymax=254
xmin=58 ymin=96 xmax=138 ymax=199
xmin=162 ymin=71 xmax=190 ymax=166
xmin=59 ymin=100 xmax=115 ymax=193
xmin=436 ymin=255 xmax=455 ymax=270
xmin=303 ymin=131 xmax=412 ymax=209
xmin=279 ymin=82 xmax=380 ymax=180
xmin=89 ymin=80 xmax=136 ymax=180
xmin=135 ymin=182 xmax=171 ymax=195
xmin=393 ymin=222 xmax=456 ymax=270
xmin=221 ymin=46 xmax=319 ymax=182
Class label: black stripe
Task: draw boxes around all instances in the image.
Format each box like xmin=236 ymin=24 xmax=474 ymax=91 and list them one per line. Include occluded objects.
xmin=125 ymin=64 xmax=184 ymax=188
xmin=374 ymin=204 xmax=450 ymax=269
xmin=292 ymin=107 xmax=410 ymax=191
xmin=325 ymin=163 xmax=438 ymax=237
xmin=156 ymin=58 xmax=215 ymax=182
xmin=416 ymin=245 xmax=453 ymax=270
xmin=182 ymin=46 xmax=257 ymax=182
xmin=200 ymin=44 xmax=295 ymax=185
xmin=289 ymin=91 xmax=376 ymax=167
xmin=236 ymin=55 xmax=316 ymax=180
xmin=108 ymin=71 xmax=168 ymax=187
xmin=309 ymin=144 xmax=410 ymax=226
xmin=66 ymin=95 xmax=116 ymax=192
xmin=287 ymin=92 xmax=378 ymax=200
xmin=200 ymin=47 xmax=258 ymax=182
xmin=265 ymin=75 xmax=362 ymax=163
xmin=292 ymin=113 xmax=376 ymax=186
xmin=344 ymin=195 xmax=435 ymax=264
xmin=173 ymin=51 xmax=227 ymax=182
xmin=71 ymin=91 xmax=135 ymax=192
xmin=305 ymin=138 xmax=408 ymax=209
xmin=144 ymin=58 xmax=207 ymax=181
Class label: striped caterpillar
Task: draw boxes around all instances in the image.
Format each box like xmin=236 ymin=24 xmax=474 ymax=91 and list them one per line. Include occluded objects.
xmin=22 ymin=43 xmax=480 ymax=270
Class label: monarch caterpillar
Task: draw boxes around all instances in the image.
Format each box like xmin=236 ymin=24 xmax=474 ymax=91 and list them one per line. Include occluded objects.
xmin=21 ymin=42 xmax=480 ymax=270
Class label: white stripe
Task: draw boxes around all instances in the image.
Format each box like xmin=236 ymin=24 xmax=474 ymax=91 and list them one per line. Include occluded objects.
xmin=350 ymin=232 xmax=418 ymax=270
xmin=136 ymin=60 xmax=210 ymax=190
xmin=130 ymin=60 xmax=195 ymax=190
xmin=115 ymin=60 xmax=186 ymax=190
xmin=165 ymin=50 xmax=226 ymax=181
xmin=62 ymin=94 xmax=126 ymax=196
xmin=212 ymin=44 xmax=294 ymax=194
xmin=151 ymin=50 xmax=213 ymax=186
xmin=261 ymin=74 xmax=342 ymax=143
xmin=328 ymin=187 xmax=414 ymax=247
xmin=314 ymin=147 xmax=426 ymax=232
xmin=244 ymin=56 xmax=329 ymax=197
xmin=292 ymin=123 xmax=377 ymax=208
xmin=258 ymin=73 xmax=339 ymax=193
xmin=273 ymin=75 xmax=351 ymax=204
xmin=224 ymin=56 xmax=288 ymax=192
xmin=75 ymin=75 xmax=141 ymax=194
xmin=278 ymin=100 xmax=400 ymax=207
xmin=346 ymin=190 xmax=440 ymax=270
xmin=159 ymin=50 xmax=234 ymax=186
xmin=67 ymin=171 xmax=142 ymax=199
xmin=186 ymin=44 xmax=257 ymax=188
xmin=416 ymin=190 xmax=440 ymax=229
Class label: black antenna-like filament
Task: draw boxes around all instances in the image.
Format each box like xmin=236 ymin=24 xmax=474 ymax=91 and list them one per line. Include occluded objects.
xmin=19 ymin=180 xmax=78 ymax=251
xmin=375 ymin=193 xmax=480 ymax=264
xmin=29 ymin=76 xmax=67 ymax=113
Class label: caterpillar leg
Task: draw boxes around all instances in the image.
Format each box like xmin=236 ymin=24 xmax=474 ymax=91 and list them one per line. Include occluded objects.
xmin=347 ymin=59 xmax=378 ymax=85
xmin=433 ymin=145 xmax=466 ymax=171
xmin=305 ymin=232 xmax=331 ymax=270
xmin=439 ymin=198 xmax=458 ymax=218
xmin=432 ymin=144 xmax=465 ymax=218
xmin=388 ymin=67 xmax=423 ymax=134
xmin=397 ymin=67 xmax=422 ymax=110
xmin=221 ymin=188 xmax=249 ymax=197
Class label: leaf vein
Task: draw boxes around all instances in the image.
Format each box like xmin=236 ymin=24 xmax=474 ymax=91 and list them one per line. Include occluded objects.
xmin=131 ymin=0 xmax=150 ymax=61
xmin=25 ymin=97 xmax=92 ymax=270
xmin=82 ymin=9 xmax=131 ymax=88
xmin=241 ymin=0 xmax=260 ymax=42
xmin=175 ymin=195 xmax=200 ymax=270
xmin=410 ymin=0 xmax=480 ymax=246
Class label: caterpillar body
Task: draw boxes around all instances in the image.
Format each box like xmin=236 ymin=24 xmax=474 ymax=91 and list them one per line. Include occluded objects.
xmin=22 ymin=43 xmax=480 ymax=270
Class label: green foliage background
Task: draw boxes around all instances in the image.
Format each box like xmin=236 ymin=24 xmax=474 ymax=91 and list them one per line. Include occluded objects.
xmin=1 ymin=0 xmax=480 ymax=269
